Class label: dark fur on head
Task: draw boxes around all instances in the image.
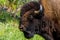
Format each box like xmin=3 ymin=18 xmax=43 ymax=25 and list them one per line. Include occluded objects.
xmin=20 ymin=1 xmax=44 ymax=18
xmin=19 ymin=1 xmax=44 ymax=39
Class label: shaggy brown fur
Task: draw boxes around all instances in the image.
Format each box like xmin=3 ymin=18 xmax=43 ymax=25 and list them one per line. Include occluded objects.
xmin=19 ymin=0 xmax=60 ymax=40
xmin=39 ymin=0 xmax=60 ymax=40
xmin=20 ymin=1 xmax=40 ymax=16
xmin=20 ymin=1 xmax=44 ymax=31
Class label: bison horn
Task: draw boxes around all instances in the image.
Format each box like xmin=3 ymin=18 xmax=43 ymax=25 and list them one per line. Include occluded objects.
xmin=34 ymin=10 xmax=40 ymax=14
xmin=34 ymin=4 xmax=44 ymax=14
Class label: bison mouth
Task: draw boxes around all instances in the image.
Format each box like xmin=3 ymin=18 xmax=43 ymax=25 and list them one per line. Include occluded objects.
xmin=23 ymin=31 xmax=34 ymax=39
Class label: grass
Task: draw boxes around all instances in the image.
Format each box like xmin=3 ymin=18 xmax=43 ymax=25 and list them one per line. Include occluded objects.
xmin=0 ymin=8 xmax=45 ymax=40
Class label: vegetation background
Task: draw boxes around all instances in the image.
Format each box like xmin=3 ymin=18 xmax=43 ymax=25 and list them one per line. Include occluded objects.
xmin=0 ymin=0 xmax=45 ymax=40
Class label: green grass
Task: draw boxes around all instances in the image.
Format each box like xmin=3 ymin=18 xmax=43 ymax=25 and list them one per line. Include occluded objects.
xmin=0 ymin=9 xmax=45 ymax=40
xmin=0 ymin=19 xmax=45 ymax=40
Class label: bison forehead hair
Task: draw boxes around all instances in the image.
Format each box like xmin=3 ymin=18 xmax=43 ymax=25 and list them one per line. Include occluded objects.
xmin=20 ymin=1 xmax=42 ymax=16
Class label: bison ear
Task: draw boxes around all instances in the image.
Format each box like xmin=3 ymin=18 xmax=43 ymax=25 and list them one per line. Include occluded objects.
xmin=34 ymin=4 xmax=44 ymax=14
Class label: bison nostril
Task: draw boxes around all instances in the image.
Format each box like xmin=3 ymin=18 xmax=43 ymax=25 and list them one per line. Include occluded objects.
xmin=20 ymin=25 xmax=26 ymax=31
xmin=19 ymin=25 xmax=24 ymax=30
xmin=20 ymin=27 xmax=23 ymax=29
xmin=19 ymin=27 xmax=23 ymax=31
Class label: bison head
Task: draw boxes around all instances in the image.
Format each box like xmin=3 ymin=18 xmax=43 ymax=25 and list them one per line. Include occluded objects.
xmin=19 ymin=2 xmax=44 ymax=38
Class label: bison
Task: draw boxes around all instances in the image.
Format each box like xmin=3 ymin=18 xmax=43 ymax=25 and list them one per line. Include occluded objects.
xmin=19 ymin=0 xmax=60 ymax=40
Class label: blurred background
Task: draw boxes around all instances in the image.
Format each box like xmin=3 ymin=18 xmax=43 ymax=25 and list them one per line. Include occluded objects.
xmin=0 ymin=0 xmax=44 ymax=40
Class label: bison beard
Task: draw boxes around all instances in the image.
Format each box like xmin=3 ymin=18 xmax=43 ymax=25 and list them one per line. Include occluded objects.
xmin=19 ymin=0 xmax=60 ymax=40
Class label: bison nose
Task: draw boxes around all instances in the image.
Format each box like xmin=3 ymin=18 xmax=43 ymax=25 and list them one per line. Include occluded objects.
xmin=20 ymin=25 xmax=24 ymax=29
xmin=20 ymin=25 xmax=25 ymax=31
